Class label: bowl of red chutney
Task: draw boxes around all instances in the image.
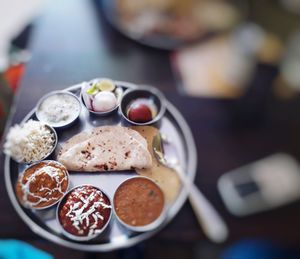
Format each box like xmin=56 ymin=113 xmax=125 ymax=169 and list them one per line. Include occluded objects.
xmin=113 ymin=176 xmax=166 ymax=232
xmin=57 ymin=185 xmax=112 ymax=241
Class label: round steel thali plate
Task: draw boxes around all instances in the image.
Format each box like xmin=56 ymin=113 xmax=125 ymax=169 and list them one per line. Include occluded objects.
xmin=4 ymin=81 xmax=197 ymax=252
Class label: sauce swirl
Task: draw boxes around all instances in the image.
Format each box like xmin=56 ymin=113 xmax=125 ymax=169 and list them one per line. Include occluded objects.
xmin=16 ymin=161 xmax=69 ymax=209
xmin=59 ymin=186 xmax=111 ymax=237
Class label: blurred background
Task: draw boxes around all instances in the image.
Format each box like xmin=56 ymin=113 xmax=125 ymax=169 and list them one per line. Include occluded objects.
xmin=1 ymin=0 xmax=300 ymax=258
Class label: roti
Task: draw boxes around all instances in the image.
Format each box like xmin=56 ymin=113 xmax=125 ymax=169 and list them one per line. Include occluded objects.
xmin=57 ymin=126 xmax=152 ymax=171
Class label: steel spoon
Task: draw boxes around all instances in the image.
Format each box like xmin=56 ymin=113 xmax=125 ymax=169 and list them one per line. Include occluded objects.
xmin=153 ymin=133 xmax=229 ymax=243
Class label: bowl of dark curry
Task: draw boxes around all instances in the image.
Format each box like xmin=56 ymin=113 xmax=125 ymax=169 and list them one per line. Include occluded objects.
xmin=57 ymin=185 xmax=112 ymax=241
xmin=113 ymin=176 xmax=165 ymax=232
xmin=15 ymin=160 xmax=69 ymax=209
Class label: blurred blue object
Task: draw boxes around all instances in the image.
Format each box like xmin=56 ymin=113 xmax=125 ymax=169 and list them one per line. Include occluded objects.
xmin=0 ymin=240 xmax=53 ymax=259
xmin=220 ymin=239 xmax=300 ymax=259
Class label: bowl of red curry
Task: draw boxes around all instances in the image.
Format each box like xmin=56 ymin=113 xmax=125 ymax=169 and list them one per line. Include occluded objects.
xmin=113 ymin=176 xmax=166 ymax=232
xmin=57 ymin=185 xmax=112 ymax=241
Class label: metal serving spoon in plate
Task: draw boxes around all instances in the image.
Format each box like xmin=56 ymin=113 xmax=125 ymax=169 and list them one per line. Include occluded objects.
xmin=153 ymin=133 xmax=229 ymax=243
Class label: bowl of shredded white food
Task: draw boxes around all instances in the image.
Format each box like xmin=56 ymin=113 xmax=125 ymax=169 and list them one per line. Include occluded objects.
xmin=4 ymin=120 xmax=57 ymax=164
xmin=35 ymin=91 xmax=81 ymax=128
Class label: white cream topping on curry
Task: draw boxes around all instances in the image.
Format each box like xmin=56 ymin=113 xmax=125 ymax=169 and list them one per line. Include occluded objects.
xmin=16 ymin=161 xmax=69 ymax=209
xmin=59 ymin=186 xmax=112 ymax=237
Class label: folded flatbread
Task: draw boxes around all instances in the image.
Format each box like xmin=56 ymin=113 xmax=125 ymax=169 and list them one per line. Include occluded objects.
xmin=57 ymin=126 xmax=152 ymax=171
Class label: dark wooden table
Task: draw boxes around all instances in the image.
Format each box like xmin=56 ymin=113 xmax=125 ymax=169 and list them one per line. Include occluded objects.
xmin=1 ymin=0 xmax=300 ymax=258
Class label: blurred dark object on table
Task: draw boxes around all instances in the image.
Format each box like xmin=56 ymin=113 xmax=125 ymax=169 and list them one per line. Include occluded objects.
xmin=280 ymin=0 xmax=300 ymax=15
xmin=0 ymin=75 xmax=13 ymax=139
xmin=221 ymin=239 xmax=300 ymax=259
xmin=0 ymin=25 xmax=31 ymax=139
xmin=172 ymin=23 xmax=283 ymax=100
xmin=99 ymin=0 xmax=300 ymax=103
xmin=101 ymin=0 xmax=247 ymax=49
xmin=0 ymin=64 xmax=25 ymax=139
xmin=249 ymin=0 xmax=300 ymax=40
xmin=276 ymin=31 xmax=300 ymax=98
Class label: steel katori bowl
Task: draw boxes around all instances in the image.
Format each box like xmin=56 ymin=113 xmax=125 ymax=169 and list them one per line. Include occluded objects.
xmin=119 ymin=85 xmax=166 ymax=126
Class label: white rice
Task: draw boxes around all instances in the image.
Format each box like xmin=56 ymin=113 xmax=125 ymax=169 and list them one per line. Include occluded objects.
xmin=4 ymin=120 xmax=56 ymax=163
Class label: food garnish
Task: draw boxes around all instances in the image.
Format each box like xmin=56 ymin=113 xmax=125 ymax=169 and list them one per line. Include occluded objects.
xmin=81 ymin=79 xmax=122 ymax=113
xmin=97 ymin=79 xmax=116 ymax=92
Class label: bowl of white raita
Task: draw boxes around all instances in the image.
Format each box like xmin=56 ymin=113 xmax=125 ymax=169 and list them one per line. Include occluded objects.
xmin=35 ymin=91 xmax=81 ymax=128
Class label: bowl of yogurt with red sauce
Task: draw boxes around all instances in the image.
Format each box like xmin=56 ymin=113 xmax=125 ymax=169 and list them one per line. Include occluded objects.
xmin=35 ymin=91 xmax=81 ymax=128
xmin=57 ymin=185 xmax=112 ymax=241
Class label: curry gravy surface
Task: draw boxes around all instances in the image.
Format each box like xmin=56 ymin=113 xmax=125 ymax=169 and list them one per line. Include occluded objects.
xmin=16 ymin=161 xmax=69 ymax=209
xmin=114 ymin=177 xmax=164 ymax=226
xmin=59 ymin=186 xmax=111 ymax=237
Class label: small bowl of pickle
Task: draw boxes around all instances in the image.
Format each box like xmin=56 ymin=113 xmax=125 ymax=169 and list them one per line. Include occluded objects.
xmin=120 ymin=86 xmax=166 ymax=126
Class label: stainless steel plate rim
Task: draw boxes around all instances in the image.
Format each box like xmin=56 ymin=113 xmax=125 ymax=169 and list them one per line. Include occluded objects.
xmin=4 ymin=81 xmax=197 ymax=252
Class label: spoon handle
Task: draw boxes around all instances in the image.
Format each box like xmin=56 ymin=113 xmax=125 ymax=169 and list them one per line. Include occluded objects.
xmin=173 ymin=165 xmax=229 ymax=243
